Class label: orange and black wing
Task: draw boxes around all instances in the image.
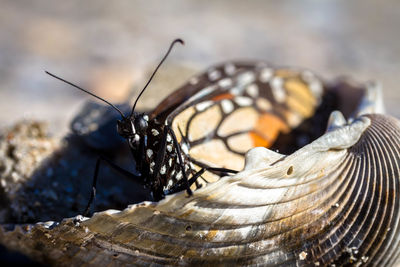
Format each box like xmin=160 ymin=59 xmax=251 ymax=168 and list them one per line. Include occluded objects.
xmin=155 ymin=62 xmax=328 ymax=184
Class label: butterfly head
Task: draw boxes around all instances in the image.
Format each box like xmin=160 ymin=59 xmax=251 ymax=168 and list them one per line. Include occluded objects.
xmin=117 ymin=113 xmax=149 ymax=144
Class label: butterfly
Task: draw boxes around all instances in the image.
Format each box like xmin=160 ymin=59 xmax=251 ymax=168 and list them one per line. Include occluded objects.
xmin=47 ymin=39 xmax=334 ymax=215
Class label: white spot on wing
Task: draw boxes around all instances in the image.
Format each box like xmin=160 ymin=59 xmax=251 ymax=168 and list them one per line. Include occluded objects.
xmin=246 ymin=84 xmax=259 ymax=97
xmin=230 ymin=86 xmax=242 ymax=96
xmin=301 ymin=70 xmax=323 ymax=97
xmin=166 ymin=134 xmax=172 ymax=142
xmin=196 ymin=101 xmax=213 ymax=112
xmin=224 ymin=63 xmax=236 ymax=75
xmin=310 ymin=80 xmax=323 ymax=97
xmin=260 ymin=68 xmax=273 ymax=83
xmin=256 ymin=98 xmax=272 ymax=111
xmin=218 ymin=78 xmax=233 ymax=88
xmin=143 ymin=115 xmax=149 ymax=121
xmin=208 ymin=69 xmax=221 ymax=81
xmin=270 ymin=77 xmax=286 ymax=103
xmin=151 ymin=129 xmax=159 ymax=136
xmin=237 ymin=71 xmax=255 ymax=86
xmin=235 ymin=96 xmax=253 ymax=106
xmin=221 ymin=99 xmax=234 ymax=114
xmin=176 ymin=171 xmax=183 ymax=180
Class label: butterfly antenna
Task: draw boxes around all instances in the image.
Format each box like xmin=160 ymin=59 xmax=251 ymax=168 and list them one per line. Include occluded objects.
xmin=130 ymin=38 xmax=184 ymax=117
xmin=45 ymin=71 xmax=126 ymax=119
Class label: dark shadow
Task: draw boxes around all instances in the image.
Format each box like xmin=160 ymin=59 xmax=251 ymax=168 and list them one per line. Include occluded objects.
xmin=0 ymin=243 xmax=46 ymax=267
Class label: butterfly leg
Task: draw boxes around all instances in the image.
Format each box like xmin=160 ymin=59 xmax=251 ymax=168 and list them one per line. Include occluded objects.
xmin=165 ymin=168 xmax=205 ymax=195
xmin=166 ymin=167 xmax=238 ymax=195
xmin=83 ymin=155 xmax=140 ymax=217
xmin=187 ymin=156 xmax=239 ymax=177
xmin=204 ymin=167 xmax=238 ymax=176
xmin=186 ymin=167 xmax=238 ymax=189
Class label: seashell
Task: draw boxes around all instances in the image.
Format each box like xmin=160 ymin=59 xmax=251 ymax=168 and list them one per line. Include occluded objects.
xmin=1 ymin=76 xmax=400 ymax=266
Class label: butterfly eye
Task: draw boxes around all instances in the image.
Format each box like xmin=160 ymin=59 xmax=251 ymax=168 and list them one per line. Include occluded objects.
xmin=117 ymin=120 xmax=135 ymax=138
xmin=135 ymin=116 xmax=148 ymax=134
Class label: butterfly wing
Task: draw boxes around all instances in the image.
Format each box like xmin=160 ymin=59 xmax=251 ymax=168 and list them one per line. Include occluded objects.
xmin=150 ymin=62 xmax=258 ymax=121
xmin=152 ymin=62 xmax=330 ymax=188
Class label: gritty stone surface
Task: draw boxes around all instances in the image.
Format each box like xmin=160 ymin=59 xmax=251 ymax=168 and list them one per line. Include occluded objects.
xmin=0 ymin=120 xmax=149 ymax=224
xmin=0 ymin=122 xmax=59 ymax=222
xmin=0 ymin=122 xmax=58 ymax=193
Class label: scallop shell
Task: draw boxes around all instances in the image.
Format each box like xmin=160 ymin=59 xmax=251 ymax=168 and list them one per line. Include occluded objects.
xmin=1 ymin=80 xmax=400 ymax=266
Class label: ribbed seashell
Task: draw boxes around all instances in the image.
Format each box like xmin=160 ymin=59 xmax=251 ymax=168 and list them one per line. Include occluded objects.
xmin=1 ymin=81 xmax=400 ymax=266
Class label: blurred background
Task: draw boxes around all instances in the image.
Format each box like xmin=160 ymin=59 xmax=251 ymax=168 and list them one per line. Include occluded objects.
xmin=1 ymin=0 xmax=400 ymax=134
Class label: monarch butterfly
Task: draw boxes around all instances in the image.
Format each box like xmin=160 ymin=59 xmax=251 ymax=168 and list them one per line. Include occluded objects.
xmin=47 ymin=39 xmax=336 ymax=215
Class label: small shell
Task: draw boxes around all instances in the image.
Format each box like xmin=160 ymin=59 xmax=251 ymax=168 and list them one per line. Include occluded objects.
xmin=1 ymin=78 xmax=400 ymax=266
